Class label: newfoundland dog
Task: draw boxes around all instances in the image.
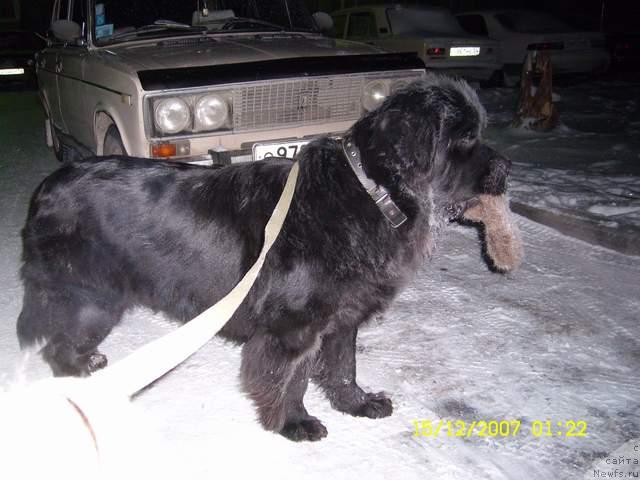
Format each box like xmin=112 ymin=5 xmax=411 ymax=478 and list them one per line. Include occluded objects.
xmin=17 ymin=76 xmax=521 ymax=441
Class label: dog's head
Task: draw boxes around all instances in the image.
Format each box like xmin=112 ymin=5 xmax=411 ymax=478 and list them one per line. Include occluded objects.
xmin=349 ymin=75 xmax=522 ymax=272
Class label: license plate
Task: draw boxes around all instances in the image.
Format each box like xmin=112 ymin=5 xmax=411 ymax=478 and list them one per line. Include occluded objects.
xmin=450 ymin=47 xmax=480 ymax=57
xmin=252 ymin=140 xmax=308 ymax=161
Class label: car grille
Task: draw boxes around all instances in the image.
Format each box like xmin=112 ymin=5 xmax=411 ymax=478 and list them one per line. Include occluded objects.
xmin=232 ymin=75 xmax=365 ymax=132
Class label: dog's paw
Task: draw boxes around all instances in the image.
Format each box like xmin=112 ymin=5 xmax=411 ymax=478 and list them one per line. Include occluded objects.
xmin=353 ymin=392 xmax=393 ymax=419
xmin=87 ymin=352 xmax=108 ymax=373
xmin=280 ymin=416 xmax=328 ymax=442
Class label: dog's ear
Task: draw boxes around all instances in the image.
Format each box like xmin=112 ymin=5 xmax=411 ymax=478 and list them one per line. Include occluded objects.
xmin=462 ymin=194 xmax=523 ymax=273
xmin=352 ymin=104 xmax=435 ymax=180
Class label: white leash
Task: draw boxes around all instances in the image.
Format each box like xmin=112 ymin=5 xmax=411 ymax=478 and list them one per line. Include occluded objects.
xmin=0 ymin=162 xmax=300 ymax=477
xmin=88 ymin=161 xmax=299 ymax=397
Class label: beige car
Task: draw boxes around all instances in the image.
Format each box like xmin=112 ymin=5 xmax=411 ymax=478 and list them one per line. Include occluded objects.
xmin=331 ymin=5 xmax=503 ymax=84
xmin=37 ymin=0 xmax=426 ymax=164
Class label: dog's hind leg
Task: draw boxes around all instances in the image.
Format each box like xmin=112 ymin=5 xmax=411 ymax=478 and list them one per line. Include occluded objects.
xmin=240 ymin=327 xmax=327 ymax=441
xmin=312 ymin=326 xmax=393 ymax=419
xmin=17 ymin=281 xmax=124 ymax=377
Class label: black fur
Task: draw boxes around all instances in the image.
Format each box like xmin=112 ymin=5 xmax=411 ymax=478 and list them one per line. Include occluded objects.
xmin=17 ymin=76 xmax=510 ymax=441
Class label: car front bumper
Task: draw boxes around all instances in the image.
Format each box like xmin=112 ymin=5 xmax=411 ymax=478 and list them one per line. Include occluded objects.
xmin=146 ymin=118 xmax=357 ymax=164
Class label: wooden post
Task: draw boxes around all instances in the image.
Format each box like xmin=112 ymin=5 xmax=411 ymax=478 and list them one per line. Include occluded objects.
xmin=512 ymin=50 xmax=559 ymax=131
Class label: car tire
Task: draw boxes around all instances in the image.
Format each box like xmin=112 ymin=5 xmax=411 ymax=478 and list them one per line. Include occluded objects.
xmin=103 ymin=125 xmax=126 ymax=156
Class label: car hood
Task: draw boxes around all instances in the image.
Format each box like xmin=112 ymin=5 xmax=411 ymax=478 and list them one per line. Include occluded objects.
xmin=102 ymin=33 xmax=383 ymax=71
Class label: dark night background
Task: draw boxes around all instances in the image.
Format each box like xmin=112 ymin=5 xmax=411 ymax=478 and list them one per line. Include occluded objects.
xmin=2 ymin=0 xmax=640 ymax=34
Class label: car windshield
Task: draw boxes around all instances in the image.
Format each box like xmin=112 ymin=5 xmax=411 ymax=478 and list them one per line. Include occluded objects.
xmin=494 ymin=11 xmax=574 ymax=33
xmin=387 ymin=7 xmax=467 ymax=36
xmin=92 ymin=0 xmax=317 ymax=45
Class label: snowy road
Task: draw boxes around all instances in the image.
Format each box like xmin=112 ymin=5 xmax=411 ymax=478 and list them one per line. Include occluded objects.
xmin=478 ymin=76 xmax=640 ymax=244
xmin=0 ymin=90 xmax=639 ymax=479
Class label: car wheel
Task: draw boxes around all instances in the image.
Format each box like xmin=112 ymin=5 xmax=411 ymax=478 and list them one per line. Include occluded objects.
xmin=103 ymin=125 xmax=126 ymax=156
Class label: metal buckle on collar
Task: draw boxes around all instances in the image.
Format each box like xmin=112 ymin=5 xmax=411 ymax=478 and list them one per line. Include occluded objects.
xmin=341 ymin=136 xmax=407 ymax=228
xmin=375 ymin=191 xmax=408 ymax=228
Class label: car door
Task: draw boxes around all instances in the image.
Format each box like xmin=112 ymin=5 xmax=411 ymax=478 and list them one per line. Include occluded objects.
xmin=56 ymin=0 xmax=90 ymax=145
xmin=36 ymin=37 xmax=64 ymax=132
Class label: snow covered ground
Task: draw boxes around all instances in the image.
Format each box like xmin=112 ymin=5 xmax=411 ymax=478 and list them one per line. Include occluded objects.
xmin=479 ymin=76 xmax=640 ymax=237
xmin=0 ymin=77 xmax=639 ymax=479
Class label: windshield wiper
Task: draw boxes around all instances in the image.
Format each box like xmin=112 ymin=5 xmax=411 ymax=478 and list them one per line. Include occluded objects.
xmin=220 ymin=17 xmax=285 ymax=32
xmin=106 ymin=20 xmax=207 ymax=42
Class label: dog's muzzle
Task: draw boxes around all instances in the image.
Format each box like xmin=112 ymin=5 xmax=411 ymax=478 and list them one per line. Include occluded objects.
xmin=482 ymin=155 xmax=511 ymax=196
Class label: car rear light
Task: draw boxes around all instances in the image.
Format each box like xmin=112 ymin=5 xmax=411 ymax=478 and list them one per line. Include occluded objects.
xmin=151 ymin=141 xmax=190 ymax=158
xmin=426 ymin=47 xmax=446 ymax=57
xmin=527 ymin=42 xmax=564 ymax=51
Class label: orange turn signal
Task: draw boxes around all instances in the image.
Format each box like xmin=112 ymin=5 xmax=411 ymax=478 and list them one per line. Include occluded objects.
xmin=151 ymin=143 xmax=177 ymax=157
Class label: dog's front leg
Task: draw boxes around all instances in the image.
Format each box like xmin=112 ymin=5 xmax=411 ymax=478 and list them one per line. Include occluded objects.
xmin=312 ymin=326 xmax=393 ymax=418
xmin=240 ymin=327 xmax=327 ymax=441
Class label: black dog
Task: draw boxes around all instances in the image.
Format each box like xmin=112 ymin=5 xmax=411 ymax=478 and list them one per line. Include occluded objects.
xmin=17 ymin=76 xmax=514 ymax=441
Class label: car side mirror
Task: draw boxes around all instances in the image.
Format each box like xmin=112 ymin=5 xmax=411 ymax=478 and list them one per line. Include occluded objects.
xmin=313 ymin=12 xmax=334 ymax=34
xmin=51 ymin=19 xmax=81 ymax=43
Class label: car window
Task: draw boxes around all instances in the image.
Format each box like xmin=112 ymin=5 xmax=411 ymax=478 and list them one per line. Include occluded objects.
xmin=386 ymin=7 xmax=466 ymax=35
xmin=92 ymin=0 xmax=317 ymax=45
xmin=332 ymin=14 xmax=347 ymax=38
xmin=49 ymin=0 xmax=83 ymax=24
xmin=52 ymin=0 xmax=69 ymax=21
xmin=346 ymin=12 xmax=377 ymax=38
xmin=71 ymin=0 xmax=85 ymax=28
xmin=69 ymin=0 xmax=86 ymax=41
xmin=49 ymin=0 xmax=85 ymax=44
xmin=494 ymin=11 xmax=574 ymax=33
xmin=456 ymin=14 xmax=488 ymax=36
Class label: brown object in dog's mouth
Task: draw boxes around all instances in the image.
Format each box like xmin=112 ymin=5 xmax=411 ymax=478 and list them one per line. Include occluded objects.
xmin=462 ymin=194 xmax=523 ymax=273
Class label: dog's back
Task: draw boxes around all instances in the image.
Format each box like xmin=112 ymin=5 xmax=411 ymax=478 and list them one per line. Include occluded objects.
xmin=17 ymin=156 xmax=293 ymax=375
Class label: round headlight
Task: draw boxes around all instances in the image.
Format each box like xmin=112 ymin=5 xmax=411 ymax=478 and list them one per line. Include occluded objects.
xmin=362 ymin=81 xmax=389 ymax=112
xmin=391 ymin=80 xmax=409 ymax=93
xmin=154 ymin=98 xmax=190 ymax=134
xmin=195 ymin=94 xmax=229 ymax=131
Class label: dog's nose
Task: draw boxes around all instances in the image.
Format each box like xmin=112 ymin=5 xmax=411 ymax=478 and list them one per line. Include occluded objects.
xmin=492 ymin=154 xmax=511 ymax=178
xmin=482 ymin=154 xmax=511 ymax=195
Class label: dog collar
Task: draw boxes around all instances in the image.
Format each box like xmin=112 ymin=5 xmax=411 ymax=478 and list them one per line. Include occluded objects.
xmin=341 ymin=136 xmax=407 ymax=228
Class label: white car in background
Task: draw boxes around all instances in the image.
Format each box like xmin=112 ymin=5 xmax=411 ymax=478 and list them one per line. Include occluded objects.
xmin=330 ymin=5 xmax=503 ymax=84
xmin=455 ymin=10 xmax=610 ymax=77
